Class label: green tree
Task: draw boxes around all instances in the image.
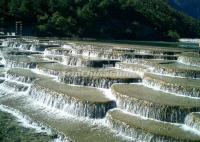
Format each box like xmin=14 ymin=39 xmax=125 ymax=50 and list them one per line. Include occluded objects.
xmin=166 ymin=30 xmax=180 ymax=41
xmin=8 ymin=0 xmax=21 ymax=17
xmin=2 ymin=0 xmax=200 ymax=40
xmin=19 ymin=0 xmax=33 ymax=19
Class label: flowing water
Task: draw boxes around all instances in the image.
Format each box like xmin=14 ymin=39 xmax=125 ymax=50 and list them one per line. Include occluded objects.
xmin=1 ymin=38 xmax=200 ymax=142
xmin=0 ymin=109 xmax=55 ymax=142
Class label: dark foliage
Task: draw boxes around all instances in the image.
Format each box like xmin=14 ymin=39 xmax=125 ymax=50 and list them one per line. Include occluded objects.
xmin=1 ymin=0 xmax=200 ymax=41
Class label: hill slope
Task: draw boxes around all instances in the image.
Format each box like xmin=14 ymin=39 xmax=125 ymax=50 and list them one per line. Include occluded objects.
xmin=1 ymin=0 xmax=200 ymax=41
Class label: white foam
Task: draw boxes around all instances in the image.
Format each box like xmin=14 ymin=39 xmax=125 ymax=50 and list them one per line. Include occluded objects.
xmin=0 ymin=76 xmax=30 ymax=86
xmin=180 ymin=124 xmax=200 ymax=136
xmin=31 ymin=68 xmax=58 ymax=79
xmin=98 ymin=88 xmax=116 ymax=101
xmin=62 ymin=44 xmax=72 ymax=49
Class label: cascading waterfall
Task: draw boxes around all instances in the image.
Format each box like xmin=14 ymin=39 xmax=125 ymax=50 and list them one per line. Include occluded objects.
xmin=44 ymin=54 xmax=87 ymax=66
xmin=0 ymin=56 xmax=6 ymax=65
xmin=5 ymin=73 xmax=35 ymax=83
xmin=5 ymin=68 xmax=40 ymax=84
xmin=114 ymin=93 xmax=199 ymax=123
xmin=29 ymin=44 xmax=39 ymax=51
xmin=2 ymin=37 xmax=200 ymax=142
xmin=105 ymin=109 xmax=200 ymax=142
xmin=5 ymin=60 xmax=37 ymax=68
xmin=62 ymin=55 xmax=84 ymax=66
xmin=0 ymin=104 xmax=52 ymax=134
xmin=2 ymin=40 xmax=32 ymax=50
xmin=0 ymin=77 xmax=30 ymax=101
xmin=105 ymin=115 xmax=155 ymax=142
xmin=59 ymin=75 xmax=141 ymax=89
xmin=105 ymin=110 xmax=188 ymax=142
xmin=1 ymin=39 xmax=51 ymax=52
xmin=81 ymin=50 xmax=101 ymax=58
xmin=0 ymin=80 xmax=29 ymax=93
xmin=1 ymin=40 xmax=9 ymax=47
xmin=143 ymin=76 xmax=200 ymax=98
xmin=146 ymin=62 xmax=200 ymax=79
xmin=185 ymin=113 xmax=200 ymax=131
xmin=44 ymin=48 xmax=71 ymax=56
xmin=115 ymin=62 xmax=148 ymax=77
xmin=29 ymin=85 xmax=116 ymax=118
xmin=111 ymin=84 xmax=200 ymax=123
xmin=151 ymin=67 xmax=191 ymax=78
xmin=0 ymin=104 xmax=71 ymax=142
xmin=178 ymin=56 xmax=200 ymax=67
xmin=35 ymin=67 xmax=61 ymax=77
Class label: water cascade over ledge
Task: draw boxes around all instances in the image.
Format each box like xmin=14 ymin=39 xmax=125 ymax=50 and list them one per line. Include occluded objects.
xmin=185 ymin=112 xmax=200 ymax=131
xmin=29 ymin=78 xmax=116 ymax=118
xmin=6 ymin=68 xmax=41 ymax=83
xmin=143 ymin=73 xmax=200 ymax=98
xmin=1 ymin=37 xmax=200 ymax=141
xmin=111 ymin=84 xmax=200 ymax=123
xmin=105 ymin=109 xmax=200 ymax=142
xmin=37 ymin=63 xmax=141 ymax=88
xmin=178 ymin=52 xmax=200 ymax=67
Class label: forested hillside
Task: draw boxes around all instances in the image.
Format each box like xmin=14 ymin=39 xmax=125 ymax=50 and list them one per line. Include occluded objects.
xmin=1 ymin=0 xmax=200 ymax=41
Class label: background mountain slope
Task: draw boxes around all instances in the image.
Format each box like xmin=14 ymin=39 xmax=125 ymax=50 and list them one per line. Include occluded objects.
xmin=169 ymin=0 xmax=200 ymax=19
xmin=1 ymin=0 xmax=200 ymax=41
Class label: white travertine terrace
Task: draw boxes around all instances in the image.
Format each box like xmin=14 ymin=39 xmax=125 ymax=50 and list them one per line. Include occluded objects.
xmin=1 ymin=37 xmax=200 ymax=141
